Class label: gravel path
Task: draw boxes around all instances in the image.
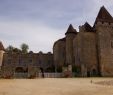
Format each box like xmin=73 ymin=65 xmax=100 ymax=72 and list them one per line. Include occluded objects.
xmin=0 ymin=78 xmax=113 ymax=95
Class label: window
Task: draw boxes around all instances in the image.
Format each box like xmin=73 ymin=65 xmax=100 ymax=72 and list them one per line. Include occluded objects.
xmin=111 ymin=41 xmax=113 ymax=48
xmin=102 ymin=21 xmax=104 ymax=24
xmin=29 ymin=59 xmax=32 ymax=63
xmin=19 ymin=58 xmax=22 ymax=64
xmin=111 ymin=33 xmax=113 ymax=37
xmin=109 ymin=22 xmax=111 ymax=25
xmin=48 ymin=60 xmax=51 ymax=64
xmin=62 ymin=52 xmax=65 ymax=57
xmin=39 ymin=60 xmax=41 ymax=64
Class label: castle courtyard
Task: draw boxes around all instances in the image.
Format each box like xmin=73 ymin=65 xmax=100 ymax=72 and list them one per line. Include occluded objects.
xmin=0 ymin=78 xmax=113 ymax=95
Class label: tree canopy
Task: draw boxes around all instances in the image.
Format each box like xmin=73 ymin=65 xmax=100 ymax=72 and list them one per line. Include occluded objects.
xmin=20 ymin=43 xmax=29 ymax=54
xmin=6 ymin=43 xmax=29 ymax=54
xmin=6 ymin=45 xmax=21 ymax=53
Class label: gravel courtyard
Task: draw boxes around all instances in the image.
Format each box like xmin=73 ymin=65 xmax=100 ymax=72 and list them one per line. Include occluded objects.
xmin=0 ymin=78 xmax=113 ymax=95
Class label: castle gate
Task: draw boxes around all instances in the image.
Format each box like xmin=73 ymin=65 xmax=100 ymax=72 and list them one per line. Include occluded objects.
xmin=14 ymin=67 xmax=28 ymax=78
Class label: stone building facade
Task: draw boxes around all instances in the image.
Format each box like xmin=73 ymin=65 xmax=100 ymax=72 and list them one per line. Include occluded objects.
xmin=53 ymin=6 xmax=113 ymax=77
xmin=0 ymin=6 xmax=113 ymax=78
xmin=0 ymin=43 xmax=54 ymax=78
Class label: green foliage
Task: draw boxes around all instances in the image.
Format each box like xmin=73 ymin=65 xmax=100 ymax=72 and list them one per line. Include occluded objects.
xmin=6 ymin=45 xmax=14 ymax=52
xmin=72 ymin=66 xmax=81 ymax=73
xmin=13 ymin=48 xmax=21 ymax=53
xmin=57 ymin=67 xmax=62 ymax=72
xmin=6 ymin=43 xmax=29 ymax=54
xmin=6 ymin=45 xmax=21 ymax=53
xmin=20 ymin=43 xmax=29 ymax=54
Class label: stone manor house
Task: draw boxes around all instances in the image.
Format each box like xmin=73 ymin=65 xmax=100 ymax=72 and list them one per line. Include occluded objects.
xmin=0 ymin=6 xmax=113 ymax=78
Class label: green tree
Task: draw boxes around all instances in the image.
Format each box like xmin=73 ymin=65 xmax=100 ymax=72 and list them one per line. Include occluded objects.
xmin=6 ymin=45 xmax=14 ymax=53
xmin=20 ymin=43 xmax=29 ymax=53
xmin=13 ymin=48 xmax=21 ymax=53
xmin=6 ymin=45 xmax=21 ymax=53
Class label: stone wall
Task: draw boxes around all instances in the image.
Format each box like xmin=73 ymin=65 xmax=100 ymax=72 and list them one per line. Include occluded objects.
xmin=96 ymin=22 xmax=113 ymax=76
xmin=1 ymin=52 xmax=54 ymax=78
xmin=66 ymin=34 xmax=76 ymax=66
xmin=53 ymin=39 xmax=66 ymax=72
xmin=73 ymin=29 xmax=98 ymax=76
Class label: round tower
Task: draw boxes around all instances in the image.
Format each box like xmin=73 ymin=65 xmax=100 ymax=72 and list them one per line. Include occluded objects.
xmin=64 ymin=24 xmax=77 ymax=76
xmin=94 ymin=6 xmax=113 ymax=77
xmin=63 ymin=24 xmax=77 ymax=77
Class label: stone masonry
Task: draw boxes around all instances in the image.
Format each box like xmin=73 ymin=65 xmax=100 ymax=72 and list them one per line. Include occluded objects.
xmin=0 ymin=6 xmax=113 ymax=78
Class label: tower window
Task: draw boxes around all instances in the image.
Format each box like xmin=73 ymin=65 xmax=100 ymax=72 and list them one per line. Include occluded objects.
xmin=102 ymin=21 xmax=104 ymax=24
xmin=39 ymin=60 xmax=41 ymax=64
xmin=111 ymin=41 xmax=113 ymax=48
xmin=29 ymin=59 xmax=32 ymax=63
xmin=109 ymin=22 xmax=111 ymax=25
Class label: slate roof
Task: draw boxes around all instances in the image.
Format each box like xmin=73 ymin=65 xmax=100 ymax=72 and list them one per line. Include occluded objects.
xmin=94 ymin=6 xmax=113 ymax=25
xmin=84 ymin=22 xmax=94 ymax=32
xmin=65 ymin=24 xmax=77 ymax=35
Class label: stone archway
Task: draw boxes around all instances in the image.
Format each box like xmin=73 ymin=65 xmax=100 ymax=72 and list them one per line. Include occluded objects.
xmin=45 ymin=67 xmax=52 ymax=72
xmin=87 ymin=71 xmax=90 ymax=77
xmin=14 ymin=67 xmax=28 ymax=78
xmin=40 ymin=67 xmax=44 ymax=78
xmin=15 ymin=67 xmax=24 ymax=73
xmin=92 ymin=69 xmax=97 ymax=76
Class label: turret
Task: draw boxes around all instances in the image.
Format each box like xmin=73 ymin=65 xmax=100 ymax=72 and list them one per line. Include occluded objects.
xmin=79 ymin=22 xmax=94 ymax=32
xmin=65 ymin=24 xmax=77 ymax=66
xmin=94 ymin=6 xmax=113 ymax=76
xmin=94 ymin=6 xmax=113 ymax=27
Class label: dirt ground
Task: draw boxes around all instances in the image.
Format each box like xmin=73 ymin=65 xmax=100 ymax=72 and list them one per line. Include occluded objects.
xmin=0 ymin=78 xmax=113 ymax=95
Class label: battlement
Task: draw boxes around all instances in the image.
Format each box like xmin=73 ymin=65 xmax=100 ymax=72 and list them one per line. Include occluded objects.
xmin=94 ymin=21 xmax=113 ymax=29
xmin=79 ymin=22 xmax=94 ymax=32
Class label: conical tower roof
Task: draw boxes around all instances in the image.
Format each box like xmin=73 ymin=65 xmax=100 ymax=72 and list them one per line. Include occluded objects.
xmin=65 ymin=24 xmax=77 ymax=35
xmin=0 ymin=41 xmax=4 ymax=50
xmin=94 ymin=6 xmax=113 ymax=25
xmin=84 ymin=22 xmax=94 ymax=32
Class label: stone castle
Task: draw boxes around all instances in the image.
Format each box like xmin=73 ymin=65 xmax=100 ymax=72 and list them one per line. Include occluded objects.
xmin=0 ymin=6 xmax=113 ymax=78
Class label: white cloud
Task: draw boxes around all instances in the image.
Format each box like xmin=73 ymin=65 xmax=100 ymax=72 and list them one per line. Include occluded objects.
xmin=0 ymin=20 xmax=65 ymax=53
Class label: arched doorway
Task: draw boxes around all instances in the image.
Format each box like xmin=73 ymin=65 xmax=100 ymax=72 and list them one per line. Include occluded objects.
xmin=15 ymin=67 xmax=24 ymax=73
xmin=45 ymin=67 xmax=52 ymax=72
xmin=87 ymin=71 xmax=90 ymax=77
xmin=14 ymin=67 xmax=28 ymax=78
xmin=92 ymin=69 xmax=97 ymax=76
xmin=40 ymin=67 xmax=44 ymax=78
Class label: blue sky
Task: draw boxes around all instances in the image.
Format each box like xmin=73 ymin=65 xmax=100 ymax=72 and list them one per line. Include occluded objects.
xmin=0 ymin=0 xmax=113 ymax=53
